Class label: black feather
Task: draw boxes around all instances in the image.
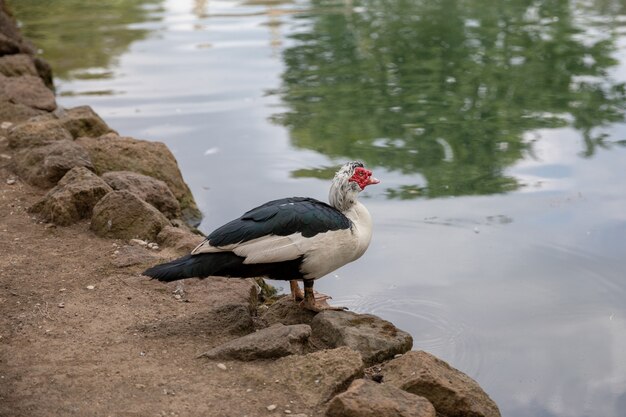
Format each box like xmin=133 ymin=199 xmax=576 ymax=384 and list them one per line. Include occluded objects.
xmin=143 ymin=252 xmax=305 ymax=282
xmin=206 ymin=197 xmax=351 ymax=247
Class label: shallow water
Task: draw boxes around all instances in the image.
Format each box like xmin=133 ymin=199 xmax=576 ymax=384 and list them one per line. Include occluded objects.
xmin=12 ymin=0 xmax=626 ymax=415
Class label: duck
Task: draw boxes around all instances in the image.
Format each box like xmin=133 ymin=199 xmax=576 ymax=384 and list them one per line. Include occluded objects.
xmin=143 ymin=161 xmax=379 ymax=311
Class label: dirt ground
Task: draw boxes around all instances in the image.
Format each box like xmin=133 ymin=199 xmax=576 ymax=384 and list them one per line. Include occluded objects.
xmin=0 ymin=155 xmax=322 ymax=416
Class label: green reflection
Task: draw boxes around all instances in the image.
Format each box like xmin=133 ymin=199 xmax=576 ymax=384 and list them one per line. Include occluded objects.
xmin=9 ymin=0 xmax=163 ymax=80
xmin=274 ymin=0 xmax=626 ymax=198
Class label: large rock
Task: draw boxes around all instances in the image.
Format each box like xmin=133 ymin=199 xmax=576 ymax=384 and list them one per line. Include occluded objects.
xmin=0 ymin=32 xmax=19 ymax=55
xmin=12 ymin=140 xmax=94 ymax=188
xmin=199 ymin=323 xmax=311 ymax=361
xmin=91 ymin=190 xmax=170 ymax=241
xmin=0 ymin=98 xmax=44 ymax=123
xmin=156 ymin=225 xmax=204 ymax=254
xmin=262 ymin=295 xmax=318 ymax=326
xmin=102 ymin=171 xmax=181 ymax=219
xmin=77 ymin=133 xmax=202 ymax=226
xmin=57 ymin=105 xmax=113 ymax=138
xmin=310 ymin=310 xmax=413 ymax=366
xmin=29 ymin=166 xmax=112 ymax=226
xmin=0 ymin=74 xmax=56 ymax=111
xmin=8 ymin=118 xmax=73 ymax=148
xmin=273 ymin=347 xmax=364 ymax=406
xmin=326 ymin=379 xmax=436 ymax=417
xmin=0 ymin=54 xmax=38 ymax=77
xmin=382 ymin=351 xmax=501 ymax=417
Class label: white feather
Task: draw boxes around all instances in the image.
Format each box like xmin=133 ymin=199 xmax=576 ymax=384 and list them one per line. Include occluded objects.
xmin=190 ymin=201 xmax=373 ymax=280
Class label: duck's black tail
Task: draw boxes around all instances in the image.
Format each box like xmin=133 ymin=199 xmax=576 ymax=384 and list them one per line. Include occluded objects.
xmin=143 ymin=253 xmax=241 ymax=282
xmin=143 ymin=252 xmax=305 ymax=282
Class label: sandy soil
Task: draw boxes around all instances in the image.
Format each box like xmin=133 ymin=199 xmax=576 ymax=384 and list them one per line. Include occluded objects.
xmin=0 ymin=154 xmax=319 ymax=416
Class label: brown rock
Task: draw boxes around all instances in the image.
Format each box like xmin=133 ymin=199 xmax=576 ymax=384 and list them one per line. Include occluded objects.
xmin=0 ymin=74 xmax=56 ymax=111
xmin=0 ymin=98 xmax=44 ymax=123
xmin=57 ymin=105 xmax=113 ymax=138
xmin=29 ymin=166 xmax=112 ymax=226
xmin=77 ymin=133 xmax=202 ymax=226
xmin=0 ymin=32 xmax=19 ymax=55
xmin=33 ymin=56 xmax=54 ymax=90
xmin=102 ymin=171 xmax=181 ymax=219
xmin=310 ymin=310 xmax=413 ymax=366
xmin=8 ymin=118 xmax=73 ymax=148
xmin=12 ymin=140 xmax=94 ymax=188
xmin=91 ymin=190 xmax=170 ymax=241
xmin=326 ymin=379 xmax=436 ymax=417
xmin=156 ymin=225 xmax=204 ymax=254
xmin=0 ymin=2 xmax=34 ymax=55
xmin=262 ymin=295 xmax=318 ymax=326
xmin=199 ymin=323 xmax=311 ymax=361
xmin=274 ymin=347 xmax=364 ymax=406
xmin=382 ymin=351 xmax=501 ymax=417
xmin=0 ymin=54 xmax=38 ymax=77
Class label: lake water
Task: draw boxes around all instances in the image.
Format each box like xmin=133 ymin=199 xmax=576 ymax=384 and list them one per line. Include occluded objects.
xmin=12 ymin=0 xmax=626 ymax=415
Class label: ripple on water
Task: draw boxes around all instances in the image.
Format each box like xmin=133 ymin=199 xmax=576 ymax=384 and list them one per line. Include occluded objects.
xmin=334 ymin=291 xmax=486 ymax=378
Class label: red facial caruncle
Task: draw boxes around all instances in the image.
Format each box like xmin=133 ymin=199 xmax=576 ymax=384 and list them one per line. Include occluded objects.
xmin=349 ymin=166 xmax=380 ymax=190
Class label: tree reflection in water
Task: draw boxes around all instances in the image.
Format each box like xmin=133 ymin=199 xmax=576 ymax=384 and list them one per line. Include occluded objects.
xmin=272 ymin=0 xmax=626 ymax=198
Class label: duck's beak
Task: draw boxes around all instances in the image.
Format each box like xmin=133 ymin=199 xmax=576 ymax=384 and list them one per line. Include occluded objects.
xmin=367 ymin=176 xmax=380 ymax=186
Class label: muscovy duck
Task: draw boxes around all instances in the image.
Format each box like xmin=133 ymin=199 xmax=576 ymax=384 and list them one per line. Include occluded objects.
xmin=143 ymin=161 xmax=379 ymax=311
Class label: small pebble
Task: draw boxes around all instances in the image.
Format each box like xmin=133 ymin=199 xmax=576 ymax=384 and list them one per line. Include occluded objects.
xmin=266 ymin=404 xmax=277 ymax=411
xmin=147 ymin=242 xmax=156 ymax=249
xmin=246 ymin=388 xmax=253 ymax=393
xmin=130 ymin=238 xmax=148 ymax=246
xmin=135 ymin=383 xmax=146 ymax=389
xmin=86 ymin=285 xmax=95 ymax=290
xmin=394 ymin=353 xmax=403 ymax=358
xmin=1 ymin=121 xmax=13 ymax=129
xmin=6 ymin=179 xmax=16 ymax=185
xmin=57 ymin=303 xmax=65 ymax=308
xmin=216 ymin=363 xmax=227 ymax=371
xmin=0 ymin=154 xmax=10 ymax=160
xmin=59 ymin=288 xmax=66 ymax=292
xmin=284 ymin=410 xmax=292 ymax=414
xmin=174 ymin=294 xmax=182 ymax=300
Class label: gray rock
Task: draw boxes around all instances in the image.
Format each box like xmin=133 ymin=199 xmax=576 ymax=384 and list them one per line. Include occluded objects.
xmin=91 ymin=190 xmax=170 ymax=241
xmin=382 ymin=351 xmax=501 ymax=417
xmin=0 ymin=74 xmax=56 ymax=111
xmin=8 ymin=118 xmax=73 ymax=148
xmin=12 ymin=140 xmax=94 ymax=188
xmin=29 ymin=166 xmax=112 ymax=226
xmin=310 ymin=310 xmax=413 ymax=366
xmin=156 ymin=225 xmax=204 ymax=254
xmin=77 ymin=133 xmax=202 ymax=226
xmin=274 ymin=346 xmax=364 ymax=406
xmin=199 ymin=323 xmax=312 ymax=361
xmin=102 ymin=171 xmax=181 ymax=219
xmin=326 ymin=379 xmax=436 ymax=417
xmin=0 ymin=54 xmax=38 ymax=77
xmin=262 ymin=295 xmax=318 ymax=326
xmin=57 ymin=105 xmax=113 ymax=139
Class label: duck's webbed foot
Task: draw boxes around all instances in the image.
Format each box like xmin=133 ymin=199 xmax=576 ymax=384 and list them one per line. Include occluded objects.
xmin=290 ymin=280 xmax=332 ymax=302
xmin=298 ymin=280 xmax=347 ymax=312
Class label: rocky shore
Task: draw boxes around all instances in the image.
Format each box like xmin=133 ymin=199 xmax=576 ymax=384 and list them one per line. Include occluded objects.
xmin=0 ymin=3 xmax=501 ymax=416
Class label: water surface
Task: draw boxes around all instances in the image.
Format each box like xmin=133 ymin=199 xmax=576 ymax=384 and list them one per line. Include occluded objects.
xmin=12 ymin=1 xmax=626 ymax=416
